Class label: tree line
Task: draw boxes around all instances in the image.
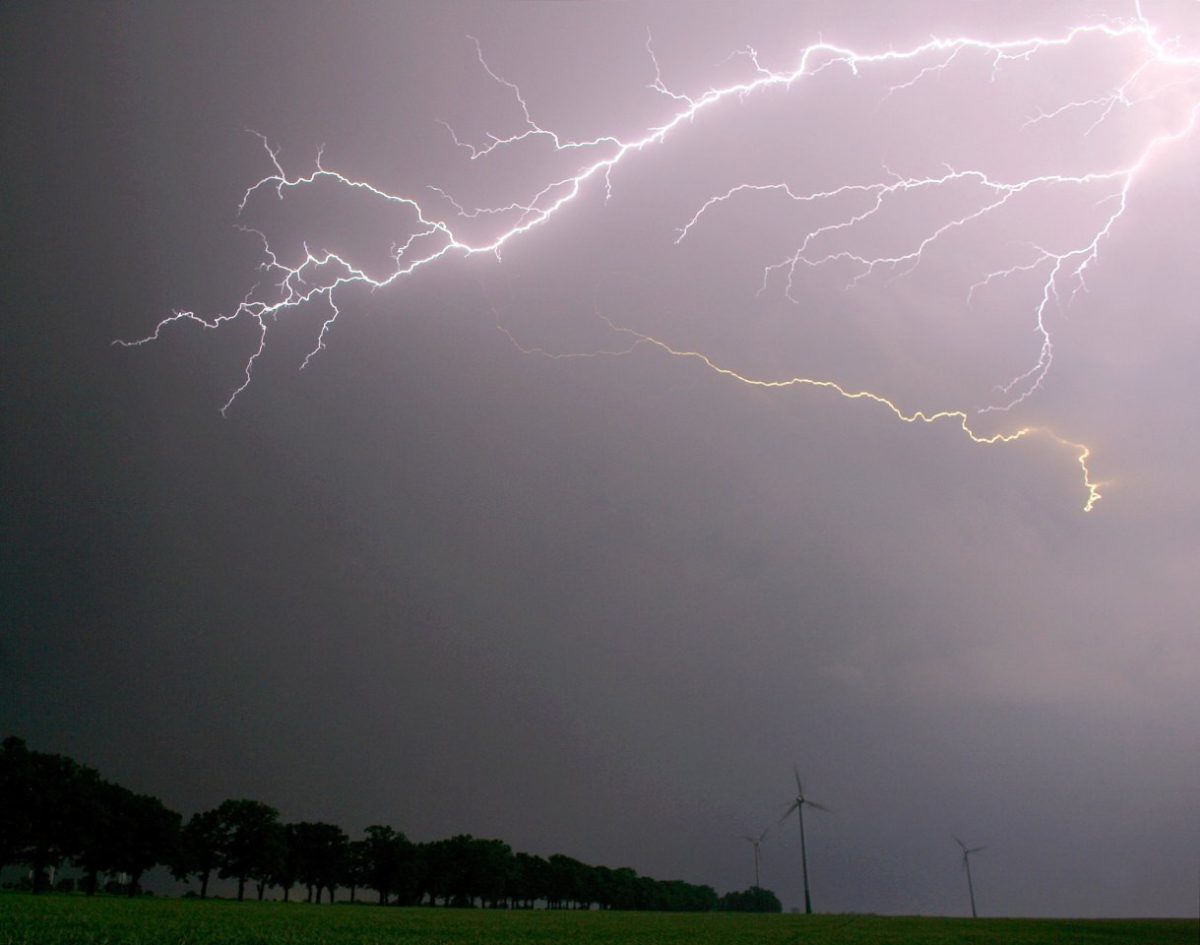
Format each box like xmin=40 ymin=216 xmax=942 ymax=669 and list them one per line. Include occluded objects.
xmin=0 ymin=738 xmax=780 ymax=912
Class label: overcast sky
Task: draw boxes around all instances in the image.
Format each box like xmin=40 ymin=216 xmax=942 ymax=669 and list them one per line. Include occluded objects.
xmin=3 ymin=0 xmax=1198 ymax=918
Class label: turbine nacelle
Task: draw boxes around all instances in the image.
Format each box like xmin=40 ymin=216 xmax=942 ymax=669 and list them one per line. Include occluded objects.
xmin=781 ymin=765 xmax=833 ymax=822
xmin=953 ymin=835 xmax=985 ymax=865
xmin=743 ymin=826 xmax=770 ymax=847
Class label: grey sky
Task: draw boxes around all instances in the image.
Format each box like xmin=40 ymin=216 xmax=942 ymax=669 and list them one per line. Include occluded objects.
xmin=3 ymin=0 xmax=1198 ymax=917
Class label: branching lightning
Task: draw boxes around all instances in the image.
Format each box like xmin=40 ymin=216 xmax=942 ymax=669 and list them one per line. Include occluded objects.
xmin=499 ymin=313 xmax=1104 ymax=511
xmin=119 ymin=2 xmax=1200 ymax=511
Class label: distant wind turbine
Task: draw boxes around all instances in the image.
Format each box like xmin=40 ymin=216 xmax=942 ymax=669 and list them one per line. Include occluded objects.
xmin=953 ymin=835 xmax=985 ymax=918
xmin=743 ymin=826 xmax=770 ymax=888
xmin=780 ymin=766 xmax=831 ymax=914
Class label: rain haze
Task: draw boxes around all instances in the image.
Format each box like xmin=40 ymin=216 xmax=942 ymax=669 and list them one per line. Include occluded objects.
xmin=3 ymin=0 xmax=1198 ymax=919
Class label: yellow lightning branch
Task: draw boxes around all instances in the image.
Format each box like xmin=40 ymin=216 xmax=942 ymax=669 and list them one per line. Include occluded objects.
xmin=498 ymin=314 xmax=1103 ymax=512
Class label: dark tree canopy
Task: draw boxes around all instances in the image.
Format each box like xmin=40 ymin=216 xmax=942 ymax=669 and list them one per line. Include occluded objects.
xmin=1 ymin=737 xmax=775 ymax=912
xmin=289 ymin=821 xmax=348 ymax=904
xmin=719 ymin=885 xmax=784 ymax=912
xmin=214 ymin=799 xmax=281 ymax=902
xmin=1 ymin=737 xmax=148 ymax=895
xmin=172 ymin=809 xmax=227 ymax=899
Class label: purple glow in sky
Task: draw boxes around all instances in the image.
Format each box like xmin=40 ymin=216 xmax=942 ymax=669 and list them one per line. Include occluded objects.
xmin=4 ymin=0 xmax=1199 ymax=919
xmin=125 ymin=0 xmax=1200 ymax=513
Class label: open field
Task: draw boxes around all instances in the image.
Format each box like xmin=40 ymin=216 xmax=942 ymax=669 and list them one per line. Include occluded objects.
xmin=0 ymin=894 xmax=1195 ymax=945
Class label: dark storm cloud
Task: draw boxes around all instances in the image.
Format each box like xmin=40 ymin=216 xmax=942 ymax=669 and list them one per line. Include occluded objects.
xmin=2 ymin=0 xmax=1197 ymax=917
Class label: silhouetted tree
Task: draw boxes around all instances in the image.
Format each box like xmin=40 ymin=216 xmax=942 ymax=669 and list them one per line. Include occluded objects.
xmin=105 ymin=789 xmax=180 ymax=896
xmin=291 ymin=821 xmax=348 ymax=904
xmin=361 ymin=825 xmax=421 ymax=905
xmin=2 ymin=738 xmax=179 ymax=896
xmin=250 ymin=820 xmax=285 ymax=901
xmin=73 ymin=776 xmax=126 ymax=895
xmin=719 ymin=885 xmax=782 ymax=912
xmin=422 ymin=836 xmax=467 ymax=906
xmin=608 ymin=866 xmax=640 ymax=910
xmin=272 ymin=823 xmax=303 ymax=902
xmin=463 ymin=838 xmax=513 ymax=907
xmin=215 ymin=799 xmax=280 ymax=902
xmin=172 ymin=809 xmax=226 ymax=899
xmin=2 ymin=738 xmax=731 ymax=912
xmin=592 ymin=865 xmax=618 ymax=910
xmin=390 ymin=832 xmax=425 ymax=906
xmin=344 ymin=838 xmax=369 ymax=903
xmin=548 ymin=853 xmax=591 ymax=909
xmin=508 ymin=851 xmax=546 ymax=908
xmin=0 ymin=737 xmax=39 ymax=875
xmin=0 ymin=737 xmax=98 ymax=892
xmin=634 ymin=874 xmax=665 ymax=911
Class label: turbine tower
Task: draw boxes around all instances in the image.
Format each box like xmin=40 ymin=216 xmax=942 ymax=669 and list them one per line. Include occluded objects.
xmin=780 ymin=766 xmax=831 ymax=914
xmin=954 ymin=835 xmax=985 ymax=918
xmin=743 ymin=826 xmax=770 ymax=888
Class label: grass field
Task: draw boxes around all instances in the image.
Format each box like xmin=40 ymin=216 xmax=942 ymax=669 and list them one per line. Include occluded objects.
xmin=0 ymin=894 xmax=1195 ymax=944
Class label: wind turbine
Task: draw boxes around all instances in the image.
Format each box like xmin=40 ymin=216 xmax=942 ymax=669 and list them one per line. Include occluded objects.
xmin=743 ymin=826 xmax=770 ymax=888
xmin=953 ymin=835 xmax=985 ymax=918
xmin=780 ymin=766 xmax=831 ymax=914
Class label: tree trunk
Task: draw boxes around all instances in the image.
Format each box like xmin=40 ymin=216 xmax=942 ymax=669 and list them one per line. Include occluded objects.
xmin=31 ymin=851 xmax=46 ymax=894
xmin=283 ymin=885 xmax=291 ymax=903
xmin=306 ymin=884 xmax=313 ymax=903
xmin=85 ymin=869 xmax=98 ymax=896
xmin=128 ymin=871 xmax=143 ymax=897
xmin=349 ymin=884 xmax=356 ymax=904
xmin=238 ymin=876 xmax=246 ymax=902
xmin=200 ymin=870 xmax=210 ymax=899
xmin=378 ymin=889 xmax=387 ymax=906
xmin=257 ymin=879 xmax=266 ymax=901
xmin=326 ymin=885 xmax=336 ymax=904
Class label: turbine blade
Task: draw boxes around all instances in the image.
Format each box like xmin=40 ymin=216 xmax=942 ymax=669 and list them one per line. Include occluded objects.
xmin=953 ymin=835 xmax=967 ymax=851
xmin=806 ymin=799 xmax=832 ymax=813
xmin=793 ymin=765 xmax=803 ymax=795
xmin=758 ymin=827 xmax=770 ymax=843
xmin=778 ymin=801 xmax=799 ymax=825
xmin=968 ymin=846 xmax=985 ymax=854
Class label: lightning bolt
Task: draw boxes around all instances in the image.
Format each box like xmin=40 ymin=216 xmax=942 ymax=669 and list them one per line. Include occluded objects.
xmin=498 ymin=311 xmax=1103 ymax=513
xmin=118 ymin=2 xmax=1200 ymax=510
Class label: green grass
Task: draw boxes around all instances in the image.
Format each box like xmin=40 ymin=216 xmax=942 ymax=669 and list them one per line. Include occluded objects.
xmin=0 ymin=893 xmax=1194 ymax=944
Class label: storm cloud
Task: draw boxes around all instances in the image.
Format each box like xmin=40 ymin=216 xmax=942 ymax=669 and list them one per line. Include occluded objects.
xmin=3 ymin=0 xmax=1198 ymax=917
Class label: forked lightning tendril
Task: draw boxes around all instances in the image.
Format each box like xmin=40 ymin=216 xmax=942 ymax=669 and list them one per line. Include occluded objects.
xmin=497 ymin=314 xmax=1102 ymax=512
xmin=118 ymin=2 xmax=1200 ymax=510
